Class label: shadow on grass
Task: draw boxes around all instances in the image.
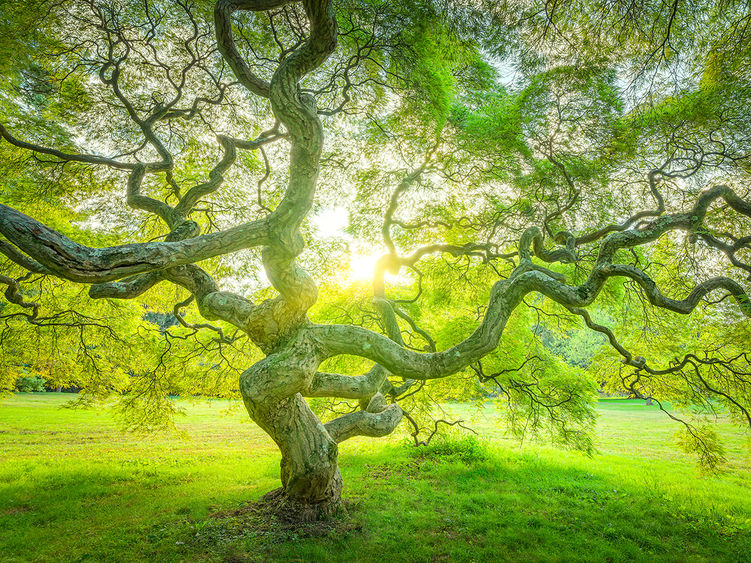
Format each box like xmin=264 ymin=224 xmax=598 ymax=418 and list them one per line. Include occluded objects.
xmin=162 ymin=440 xmax=751 ymax=563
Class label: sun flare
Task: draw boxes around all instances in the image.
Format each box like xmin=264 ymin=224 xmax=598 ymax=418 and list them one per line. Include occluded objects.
xmin=347 ymin=249 xmax=381 ymax=283
xmin=344 ymin=248 xmax=413 ymax=285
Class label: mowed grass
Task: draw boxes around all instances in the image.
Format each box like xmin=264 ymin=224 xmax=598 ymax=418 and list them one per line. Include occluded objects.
xmin=1 ymin=394 xmax=750 ymax=562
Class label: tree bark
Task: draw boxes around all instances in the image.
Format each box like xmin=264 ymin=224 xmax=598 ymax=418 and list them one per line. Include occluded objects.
xmin=237 ymin=334 xmax=343 ymax=520
xmin=243 ymin=391 xmax=343 ymax=520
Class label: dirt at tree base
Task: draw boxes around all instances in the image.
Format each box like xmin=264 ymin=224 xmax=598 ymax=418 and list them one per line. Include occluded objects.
xmin=210 ymin=490 xmax=362 ymax=537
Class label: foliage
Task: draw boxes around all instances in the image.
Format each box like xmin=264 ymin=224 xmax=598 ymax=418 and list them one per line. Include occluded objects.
xmin=0 ymin=0 xmax=750 ymax=487
xmin=408 ymin=434 xmax=489 ymax=464
xmin=676 ymin=425 xmax=727 ymax=474
xmin=14 ymin=374 xmax=46 ymax=393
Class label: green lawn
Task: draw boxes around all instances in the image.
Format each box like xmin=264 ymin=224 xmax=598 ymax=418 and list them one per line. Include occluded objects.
xmin=1 ymin=394 xmax=750 ymax=562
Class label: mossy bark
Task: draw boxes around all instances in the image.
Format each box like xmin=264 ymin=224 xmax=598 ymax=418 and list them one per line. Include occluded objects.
xmin=237 ymin=332 xmax=343 ymax=519
xmin=241 ymin=391 xmax=342 ymax=519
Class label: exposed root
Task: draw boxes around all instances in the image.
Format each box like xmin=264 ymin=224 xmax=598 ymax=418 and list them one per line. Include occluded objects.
xmin=256 ymin=487 xmax=343 ymax=523
xmin=211 ymin=494 xmax=358 ymax=538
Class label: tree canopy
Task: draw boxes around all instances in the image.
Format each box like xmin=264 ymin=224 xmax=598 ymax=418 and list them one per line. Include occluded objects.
xmin=0 ymin=0 xmax=750 ymax=515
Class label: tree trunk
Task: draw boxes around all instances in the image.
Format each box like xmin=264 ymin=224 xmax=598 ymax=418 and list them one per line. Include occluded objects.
xmin=241 ymin=365 xmax=342 ymax=521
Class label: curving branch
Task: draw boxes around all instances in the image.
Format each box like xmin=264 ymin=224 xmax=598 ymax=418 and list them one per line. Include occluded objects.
xmin=565 ymin=306 xmax=751 ymax=428
xmin=696 ymin=233 xmax=751 ymax=277
xmin=564 ymin=306 xmax=646 ymax=368
xmin=0 ymin=273 xmax=40 ymax=320
xmin=381 ymin=145 xmax=438 ymax=256
xmin=172 ymin=295 xmax=239 ymax=343
xmin=324 ymin=392 xmax=403 ymax=443
xmin=233 ymin=0 xmax=337 ymax=314
xmin=0 ymin=239 xmax=51 ymax=274
xmin=126 ymin=164 xmax=178 ymax=228
xmin=214 ymin=0 xmax=296 ymax=99
xmin=174 ymin=130 xmax=283 ymax=219
xmin=89 ymin=271 xmax=165 ymax=300
xmin=0 ymin=203 xmax=269 ymax=283
xmin=519 ymin=226 xmax=576 ymax=264
xmin=303 ymin=368 xmax=387 ymax=399
xmin=401 ymin=412 xmax=477 ymax=447
xmin=312 ymin=186 xmax=751 ymax=382
xmin=576 ymin=169 xmax=666 ymax=245
xmin=0 ymin=123 xmax=157 ymax=171
xmin=601 ymin=264 xmax=749 ymax=315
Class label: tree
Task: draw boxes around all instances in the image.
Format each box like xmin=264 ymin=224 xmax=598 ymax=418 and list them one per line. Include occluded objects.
xmin=0 ymin=0 xmax=750 ymax=518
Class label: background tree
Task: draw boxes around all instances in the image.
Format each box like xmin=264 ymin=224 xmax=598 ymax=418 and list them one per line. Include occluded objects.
xmin=0 ymin=0 xmax=749 ymax=518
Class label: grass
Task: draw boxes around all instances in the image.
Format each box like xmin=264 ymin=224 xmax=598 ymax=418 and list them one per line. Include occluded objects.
xmin=0 ymin=394 xmax=750 ymax=562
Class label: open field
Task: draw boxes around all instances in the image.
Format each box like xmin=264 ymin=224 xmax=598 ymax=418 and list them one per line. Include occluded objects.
xmin=1 ymin=393 xmax=750 ymax=562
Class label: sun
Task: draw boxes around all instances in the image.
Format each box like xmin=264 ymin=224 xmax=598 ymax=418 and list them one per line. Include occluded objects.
xmin=345 ymin=248 xmax=413 ymax=285
xmin=347 ymin=249 xmax=381 ymax=283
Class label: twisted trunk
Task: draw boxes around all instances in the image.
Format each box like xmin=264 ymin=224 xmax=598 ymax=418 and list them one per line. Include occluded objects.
xmin=237 ymin=331 xmax=343 ymax=520
xmin=234 ymin=323 xmax=405 ymax=519
xmin=243 ymin=390 xmax=343 ymax=519
xmin=214 ymin=0 xmax=342 ymax=519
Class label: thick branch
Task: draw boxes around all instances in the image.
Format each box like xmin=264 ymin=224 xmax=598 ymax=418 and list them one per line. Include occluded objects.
xmin=303 ymin=369 xmax=387 ymax=399
xmin=214 ymin=0 xmax=296 ymax=98
xmin=312 ymin=186 xmax=751 ymax=381
xmin=324 ymin=393 xmax=402 ymax=443
xmin=0 ymin=274 xmax=39 ymax=319
xmin=0 ymin=239 xmax=51 ymax=274
xmin=174 ymin=131 xmax=283 ymax=219
xmin=0 ymin=204 xmax=269 ymax=283
xmin=576 ymin=170 xmax=666 ymax=245
xmin=89 ymin=271 xmax=165 ymax=299
xmin=251 ymin=0 xmax=337 ymax=309
xmin=126 ymin=164 xmax=178 ymax=228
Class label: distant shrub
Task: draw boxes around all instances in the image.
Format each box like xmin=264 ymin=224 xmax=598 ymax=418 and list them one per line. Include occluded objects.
xmin=16 ymin=375 xmax=47 ymax=393
xmin=410 ymin=435 xmax=489 ymax=464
